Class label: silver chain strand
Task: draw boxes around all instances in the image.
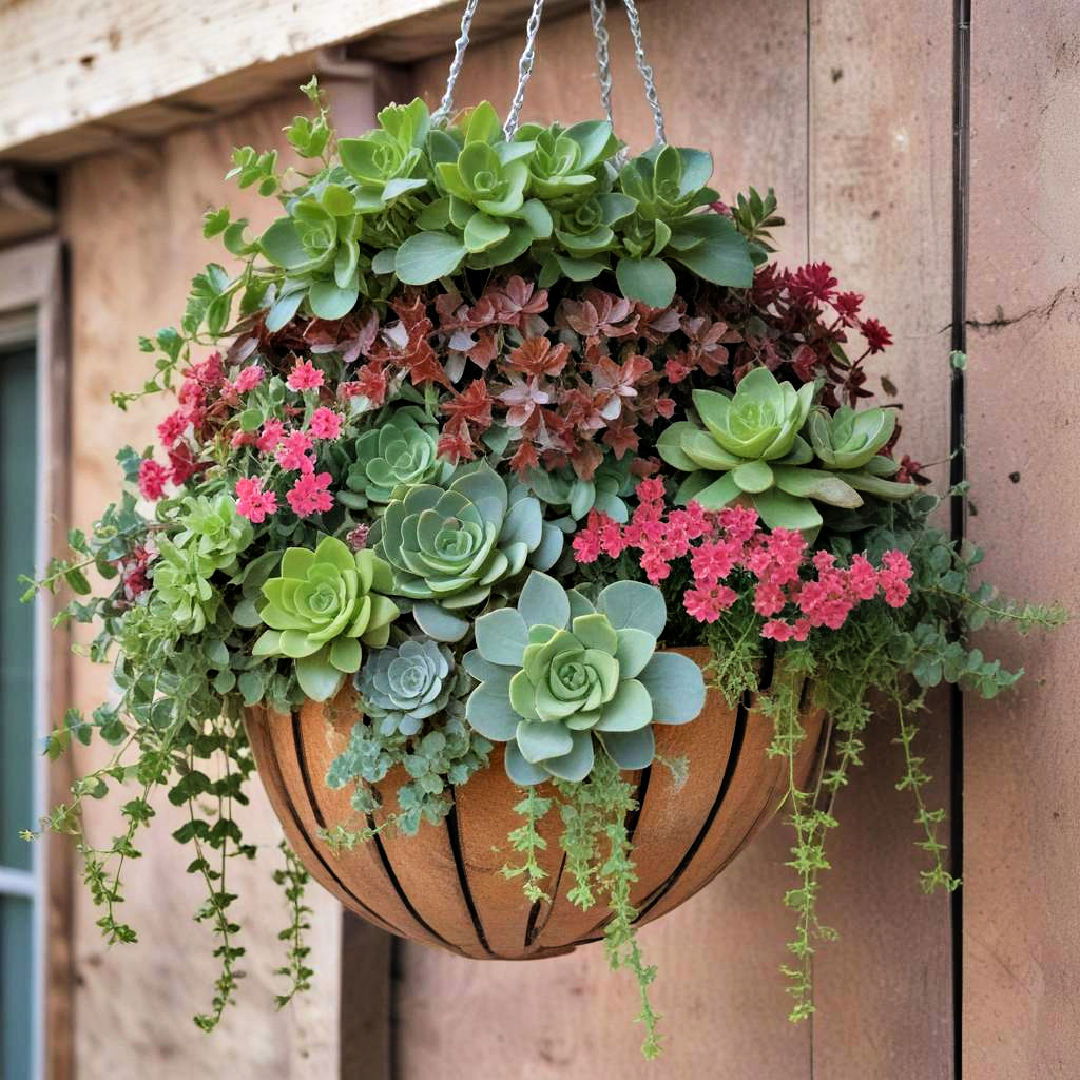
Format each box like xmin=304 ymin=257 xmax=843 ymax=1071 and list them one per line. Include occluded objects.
xmin=432 ymin=0 xmax=481 ymax=125
xmin=620 ymin=0 xmax=666 ymax=145
xmin=590 ymin=0 xmax=615 ymax=126
xmin=436 ymin=0 xmax=666 ymax=145
xmin=503 ymin=0 xmax=547 ymax=138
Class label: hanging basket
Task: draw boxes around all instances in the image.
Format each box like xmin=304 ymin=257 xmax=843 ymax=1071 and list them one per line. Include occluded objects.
xmin=246 ymin=648 xmax=826 ymax=960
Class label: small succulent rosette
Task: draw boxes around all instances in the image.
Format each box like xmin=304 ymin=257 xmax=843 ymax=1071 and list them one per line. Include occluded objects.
xmin=354 ymin=638 xmax=460 ymax=737
xmin=463 ymin=571 xmax=706 ymax=785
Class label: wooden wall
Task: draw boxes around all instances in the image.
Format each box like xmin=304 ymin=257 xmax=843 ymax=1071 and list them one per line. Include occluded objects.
xmin=964 ymin=2 xmax=1080 ymax=1076
xmin=58 ymin=95 xmax=362 ymax=1080
xmin=45 ymin=1 xmax=1080 ymax=1077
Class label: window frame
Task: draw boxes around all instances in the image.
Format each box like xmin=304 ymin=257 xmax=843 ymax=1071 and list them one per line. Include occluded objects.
xmin=0 ymin=237 xmax=71 ymax=1080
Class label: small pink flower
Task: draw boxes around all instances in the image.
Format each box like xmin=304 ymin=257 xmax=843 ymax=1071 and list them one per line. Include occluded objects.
xmin=156 ymin=410 xmax=189 ymax=448
xmin=235 ymin=477 xmax=278 ymax=524
xmin=256 ymin=419 xmax=286 ymax=454
xmin=138 ymin=459 xmax=169 ymax=501
xmin=761 ymin=619 xmax=796 ymax=642
xmin=234 ymin=364 xmax=265 ymax=393
xmin=309 ymin=407 xmax=343 ymax=440
xmin=287 ymin=471 xmax=334 ymax=517
xmin=287 ymin=359 xmax=324 ymax=392
xmin=275 ymin=430 xmax=315 ymax=473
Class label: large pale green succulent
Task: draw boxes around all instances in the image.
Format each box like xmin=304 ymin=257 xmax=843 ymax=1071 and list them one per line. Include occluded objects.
xmin=354 ymin=638 xmax=461 ymax=737
xmin=658 ymin=366 xmax=865 ymax=532
xmin=343 ymin=406 xmax=453 ymax=509
xmin=371 ymin=462 xmax=563 ymax=642
xmin=463 ymin=572 xmax=706 ymax=785
xmin=252 ymin=536 xmax=400 ymax=701
xmin=806 ymin=405 xmax=918 ymax=500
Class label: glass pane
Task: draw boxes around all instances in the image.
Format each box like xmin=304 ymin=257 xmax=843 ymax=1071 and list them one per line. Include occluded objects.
xmin=0 ymin=894 xmax=34 ymax=1080
xmin=0 ymin=345 xmax=37 ymax=870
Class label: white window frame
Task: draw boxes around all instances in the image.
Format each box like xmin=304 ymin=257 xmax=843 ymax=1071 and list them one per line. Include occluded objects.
xmin=0 ymin=237 xmax=67 ymax=1080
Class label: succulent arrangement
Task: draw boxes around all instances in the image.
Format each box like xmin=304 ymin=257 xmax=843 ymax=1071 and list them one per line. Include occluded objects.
xmin=25 ymin=81 xmax=1062 ymax=1058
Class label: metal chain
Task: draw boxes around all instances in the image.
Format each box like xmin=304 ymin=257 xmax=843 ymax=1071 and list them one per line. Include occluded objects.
xmin=432 ymin=0 xmax=481 ymax=125
xmin=435 ymin=0 xmax=666 ymax=146
xmin=620 ymin=0 xmax=667 ymax=145
xmin=590 ymin=0 xmax=615 ymax=126
xmin=503 ymin=0 xmax=547 ymax=138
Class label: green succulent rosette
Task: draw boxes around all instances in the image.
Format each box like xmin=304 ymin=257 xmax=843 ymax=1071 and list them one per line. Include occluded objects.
xmin=370 ymin=461 xmax=563 ymax=642
xmin=343 ymin=406 xmax=454 ymax=509
xmin=252 ymin=536 xmax=400 ymax=701
xmin=150 ymin=495 xmax=254 ymax=635
xmin=354 ymin=638 xmax=462 ymax=737
xmin=659 ymin=366 xmax=867 ymax=532
xmin=806 ymin=405 xmax=918 ymax=501
xmin=463 ymin=571 xmax=706 ymax=785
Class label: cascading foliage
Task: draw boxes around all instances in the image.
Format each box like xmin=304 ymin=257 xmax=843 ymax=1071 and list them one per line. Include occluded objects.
xmin=25 ymin=79 xmax=1063 ymax=1058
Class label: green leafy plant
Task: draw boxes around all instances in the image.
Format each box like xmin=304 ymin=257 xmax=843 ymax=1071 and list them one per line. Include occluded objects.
xmin=355 ymin=637 xmax=459 ymax=736
xmin=658 ymin=366 xmax=915 ymax=530
xmin=463 ymin=571 xmax=705 ymax=783
xmin=371 ymin=462 xmax=562 ymax=641
xmin=343 ymin=405 xmax=453 ymax=509
xmin=252 ymin=536 xmax=400 ymax=700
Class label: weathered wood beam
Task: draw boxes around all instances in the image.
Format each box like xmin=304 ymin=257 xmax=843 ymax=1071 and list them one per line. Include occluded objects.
xmin=0 ymin=0 xmax=582 ymax=165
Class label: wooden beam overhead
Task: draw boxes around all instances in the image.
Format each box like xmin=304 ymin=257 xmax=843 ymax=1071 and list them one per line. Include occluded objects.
xmin=0 ymin=0 xmax=583 ymax=166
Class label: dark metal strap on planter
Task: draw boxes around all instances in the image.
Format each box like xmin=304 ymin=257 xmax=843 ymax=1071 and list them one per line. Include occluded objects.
xmin=432 ymin=0 xmax=668 ymax=147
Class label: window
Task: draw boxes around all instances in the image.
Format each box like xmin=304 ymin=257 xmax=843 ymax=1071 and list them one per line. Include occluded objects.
xmin=0 ymin=341 xmax=40 ymax=1080
xmin=0 ymin=240 xmax=66 ymax=1080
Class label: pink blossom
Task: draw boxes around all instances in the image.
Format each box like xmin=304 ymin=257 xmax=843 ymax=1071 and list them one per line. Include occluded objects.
xmin=157 ymin=410 xmax=189 ymax=448
xmin=256 ymin=419 xmax=286 ymax=454
xmin=138 ymin=459 xmax=169 ymax=501
xmin=286 ymin=471 xmax=334 ymax=517
xmin=235 ymin=477 xmax=278 ymax=524
xmin=309 ymin=407 xmax=343 ymax=440
xmin=275 ymin=430 xmax=315 ymax=473
xmin=234 ymin=364 xmax=265 ymax=393
xmin=287 ymin=359 xmax=324 ymax=392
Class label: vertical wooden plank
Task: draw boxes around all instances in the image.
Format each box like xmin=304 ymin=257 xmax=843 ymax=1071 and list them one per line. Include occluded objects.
xmin=60 ymin=95 xmax=354 ymax=1079
xmin=395 ymin=3 xmax=812 ymax=1076
xmin=807 ymin=3 xmax=955 ymax=1077
xmin=340 ymin=913 xmax=392 ymax=1080
xmin=965 ymin=4 xmax=1080 ymax=1076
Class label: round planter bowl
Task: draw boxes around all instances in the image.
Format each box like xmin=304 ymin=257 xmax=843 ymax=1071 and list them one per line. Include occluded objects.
xmin=246 ymin=647 xmax=826 ymax=961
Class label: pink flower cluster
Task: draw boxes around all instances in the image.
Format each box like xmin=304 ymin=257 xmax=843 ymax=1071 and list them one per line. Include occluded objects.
xmin=573 ymin=481 xmax=913 ymax=642
xmin=233 ymin=400 xmax=343 ymax=523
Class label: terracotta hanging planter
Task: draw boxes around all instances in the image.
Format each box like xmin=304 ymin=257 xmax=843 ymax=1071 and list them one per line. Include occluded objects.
xmin=246 ymin=648 xmax=827 ymax=960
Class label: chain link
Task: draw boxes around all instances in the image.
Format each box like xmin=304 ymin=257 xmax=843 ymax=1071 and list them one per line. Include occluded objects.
xmin=432 ymin=0 xmax=481 ymax=125
xmin=590 ymin=0 xmax=615 ymax=126
xmin=620 ymin=0 xmax=666 ymax=145
xmin=435 ymin=0 xmax=666 ymax=146
xmin=503 ymin=0 xmax=547 ymax=138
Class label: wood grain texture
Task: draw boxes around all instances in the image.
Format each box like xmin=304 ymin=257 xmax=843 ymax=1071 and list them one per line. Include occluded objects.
xmin=964 ymin=3 xmax=1080 ymax=1076
xmin=58 ymin=89 xmax=391 ymax=1079
xmin=0 ymin=0 xmax=582 ymax=164
xmin=248 ymin=650 xmax=825 ymax=963
xmin=806 ymin=3 xmax=955 ymax=1078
